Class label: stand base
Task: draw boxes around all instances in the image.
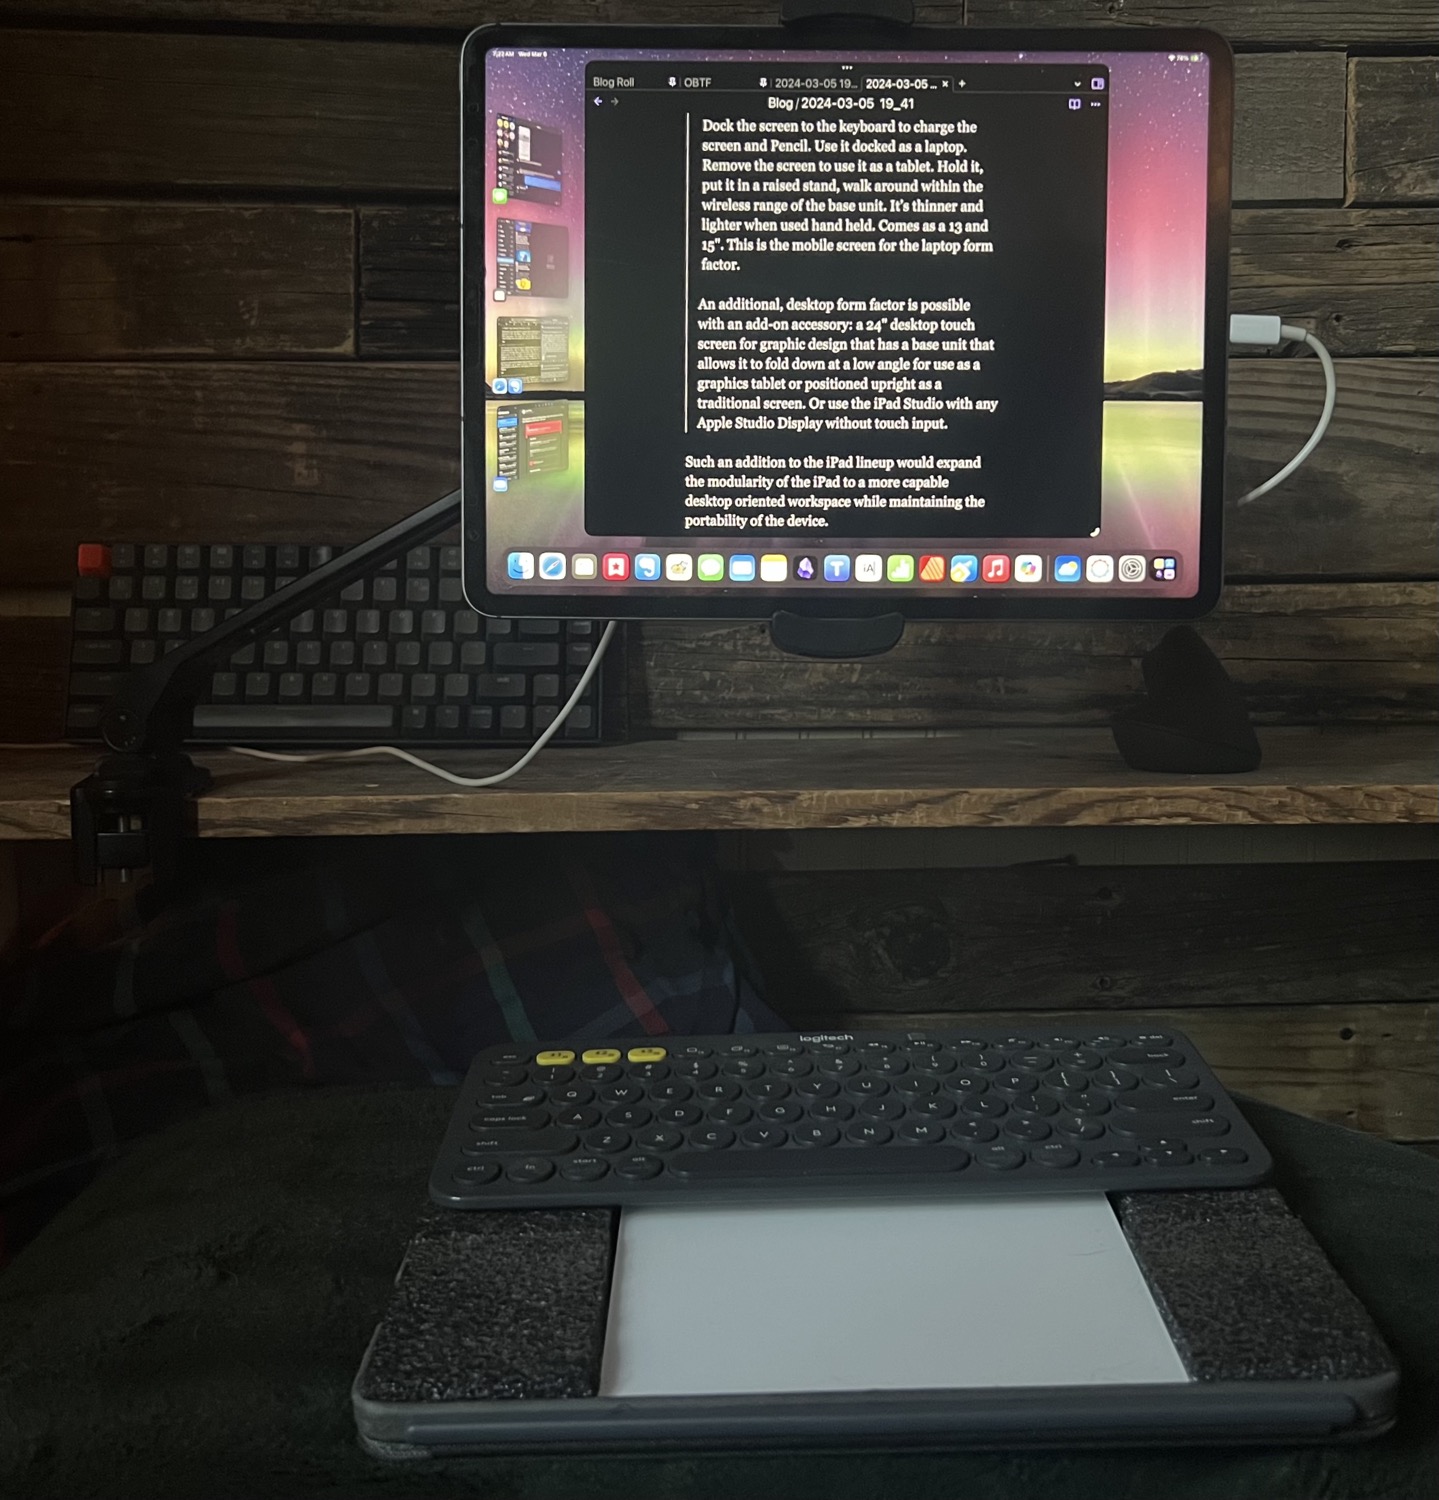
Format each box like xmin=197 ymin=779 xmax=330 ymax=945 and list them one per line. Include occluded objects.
xmin=1111 ymin=626 xmax=1262 ymax=774
xmin=769 ymin=612 xmax=906 ymax=659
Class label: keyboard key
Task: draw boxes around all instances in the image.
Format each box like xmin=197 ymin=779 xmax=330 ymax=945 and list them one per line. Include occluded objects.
xmin=74 ymin=608 xmax=117 ymax=634
xmin=494 ymin=642 xmax=560 ymax=669
xmin=194 ymin=706 xmax=396 ymax=732
xmin=1091 ymin=1150 xmax=1142 ymax=1169
xmin=73 ymin=639 xmax=124 ymax=665
xmin=505 ymin=1158 xmax=555 ymax=1184
xmin=670 ymin=1147 xmax=970 ymax=1182
xmin=559 ymin=1156 xmax=609 ymax=1182
xmin=477 ymin=673 xmax=527 ymax=699
xmin=1195 ymin=1147 xmax=1249 ymax=1167
xmin=1031 ymin=1142 xmax=1080 ymax=1169
xmin=614 ymin=1153 xmax=664 ymax=1180
xmin=974 ymin=1142 xmax=1025 ymax=1170
xmin=1112 ymin=1091 xmax=1215 ymax=1113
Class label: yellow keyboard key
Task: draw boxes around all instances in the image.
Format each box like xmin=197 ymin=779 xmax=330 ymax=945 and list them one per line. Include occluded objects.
xmin=582 ymin=1048 xmax=621 ymax=1065
xmin=627 ymin=1046 xmax=667 ymax=1064
xmin=535 ymin=1049 xmax=575 ymax=1067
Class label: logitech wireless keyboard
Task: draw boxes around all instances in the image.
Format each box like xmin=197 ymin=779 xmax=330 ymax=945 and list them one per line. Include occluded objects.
xmin=430 ymin=1027 xmax=1272 ymax=1207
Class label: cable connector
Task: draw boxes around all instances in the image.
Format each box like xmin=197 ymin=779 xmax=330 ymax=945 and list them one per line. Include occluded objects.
xmin=1228 ymin=313 xmax=1284 ymax=347
xmin=1227 ymin=316 xmax=1336 ymax=505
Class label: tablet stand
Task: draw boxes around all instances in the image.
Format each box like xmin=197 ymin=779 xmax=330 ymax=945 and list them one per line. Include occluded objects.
xmin=69 ymin=489 xmax=461 ymax=885
xmin=780 ymin=0 xmax=915 ymax=24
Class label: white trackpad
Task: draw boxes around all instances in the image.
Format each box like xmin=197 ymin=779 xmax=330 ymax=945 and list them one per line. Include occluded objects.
xmin=599 ymin=1195 xmax=1190 ymax=1397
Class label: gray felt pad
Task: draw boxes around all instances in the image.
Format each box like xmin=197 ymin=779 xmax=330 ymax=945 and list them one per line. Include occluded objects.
xmin=357 ymin=1205 xmax=616 ymax=1403
xmin=1115 ymin=1187 xmax=1395 ymax=1383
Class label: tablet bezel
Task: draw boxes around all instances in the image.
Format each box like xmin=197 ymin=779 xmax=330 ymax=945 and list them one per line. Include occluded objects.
xmin=460 ymin=24 xmax=1233 ymax=623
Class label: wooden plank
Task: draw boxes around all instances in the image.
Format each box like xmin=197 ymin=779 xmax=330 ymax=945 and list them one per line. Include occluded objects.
xmin=807 ymin=1003 xmax=1438 ymax=1141
xmin=0 ymin=206 xmax=355 ymax=360
xmin=966 ymin=1 xmax=1439 ymax=47
xmin=1224 ymin=358 xmax=1437 ymax=578
xmin=0 ymin=1 xmax=797 ymax=27
xmin=358 ymin=209 xmax=457 ymax=359
xmin=1231 ymin=209 xmax=1438 ymax=357
xmin=1232 ymin=53 xmax=1346 ymax=204
xmin=1348 ymin=58 xmax=1439 ymax=206
xmin=0 ymin=729 xmax=1433 ymax=841
xmin=1 ymin=359 xmax=1432 ymax=587
xmin=0 ymin=363 xmax=458 ymax=588
xmin=4 ymin=582 xmax=1434 ymax=744
xmin=0 ymin=32 xmax=1343 ymax=202
xmin=7 ymin=1 xmax=1434 ymax=46
xmin=633 ymin=583 xmax=1438 ymax=731
xmin=726 ymin=862 xmax=1439 ymax=1017
xmin=363 ymin=206 xmax=1439 ymax=360
xmin=0 ymin=31 xmax=456 ymax=195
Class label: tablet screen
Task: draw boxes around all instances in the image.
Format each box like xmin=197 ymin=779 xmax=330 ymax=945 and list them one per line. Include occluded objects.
xmin=462 ymin=32 xmax=1229 ymax=618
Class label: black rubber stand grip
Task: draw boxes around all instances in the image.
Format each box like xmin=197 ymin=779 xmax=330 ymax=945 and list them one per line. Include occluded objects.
xmin=1111 ymin=625 xmax=1262 ymax=774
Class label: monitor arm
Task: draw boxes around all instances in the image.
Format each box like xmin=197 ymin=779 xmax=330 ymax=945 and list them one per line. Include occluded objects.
xmin=69 ymin=489 xmax=461 ymax=886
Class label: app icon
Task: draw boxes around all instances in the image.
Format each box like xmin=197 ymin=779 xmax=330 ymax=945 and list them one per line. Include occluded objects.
xmin=1151 ymin=555 xmax=1179 ymax=582
xmin=760 ymin=554 xmax=788 ymax=583
xmin=729 ymin=554 xmax=757 ymax=583
xmin=697 ymin=553 xmax=725 ymax=582
xmin=634 ymin=552 xmax=661 ymax=581
xmin=855 ymin=554 xmax=883 ymax=582
xmin=506 ymin=551 xmax=534 ymax=580
xmin=918 ymin=554 xmax=946 ymax=583
xmin=823 ymin=555 xmax=851 ymax=582
xmin=538 ymin=551 xmax=566 ymax=580
xmin=1054 ymin=554 xmax=1083 ymax=583
xmin=795 ymin=556 xmax=816 ymax=581
xmin=1086 ymin=554 xmax=1115 ymax=583
xmin=950 ymin=554 xmax=979 ymax=583
xmin=887 ymin=554 xmax=915 ymax=583
xmin=492 ymin=476 xmax=509 ymax=492
xmin=1014 ymin=554 xmax=1043 ymax=583
xmin=509 ymin=377 xmax=525 ymax=394
xmin=491 ymin=187 xmax=509 ymax=204
xmin=492 ymin=377 xmax=509 ymax=395
xmin=1118 ymin=554 xmax=1146 ymax=582
xmin=601 ymin=552 xmax=629 ymax=581
xmin=665 ymin=553 xmax=693 ymax=581
xmin=981 ymin=554 xmax=1010 ymax=583
xmin=572 ymin=553 xmax=598 ymax=581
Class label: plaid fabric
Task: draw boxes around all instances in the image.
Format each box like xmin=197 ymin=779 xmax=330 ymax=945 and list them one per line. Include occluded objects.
xmin=0 ymin=833 xmax=782 ymax=1268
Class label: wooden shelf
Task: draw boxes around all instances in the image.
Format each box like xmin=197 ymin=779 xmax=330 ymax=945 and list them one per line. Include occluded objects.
xmin=1 ymin=727 xmax=1433 ymax=840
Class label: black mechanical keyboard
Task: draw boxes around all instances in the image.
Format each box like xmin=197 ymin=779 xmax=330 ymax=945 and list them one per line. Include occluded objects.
xmin=430 ymin=1027 xmax=1272 ymax=1207
xmin=65 ymin=542 xmax=605 ymax=746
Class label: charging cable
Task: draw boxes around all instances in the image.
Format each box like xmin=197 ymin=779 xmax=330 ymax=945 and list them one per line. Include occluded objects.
xmin=226 ymin=620 xmax=616 ymax=788
xmin=1227 ymin=315 xmax=1336 ymax=506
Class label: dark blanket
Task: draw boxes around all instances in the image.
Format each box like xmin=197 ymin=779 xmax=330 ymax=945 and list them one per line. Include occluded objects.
xmin=0 ymin=1088 xmax=1434 ymax=1500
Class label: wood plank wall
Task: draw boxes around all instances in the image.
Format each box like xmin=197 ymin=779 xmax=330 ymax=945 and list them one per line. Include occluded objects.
xmin=1 ymin=2 xmax=1435 ymax=1143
